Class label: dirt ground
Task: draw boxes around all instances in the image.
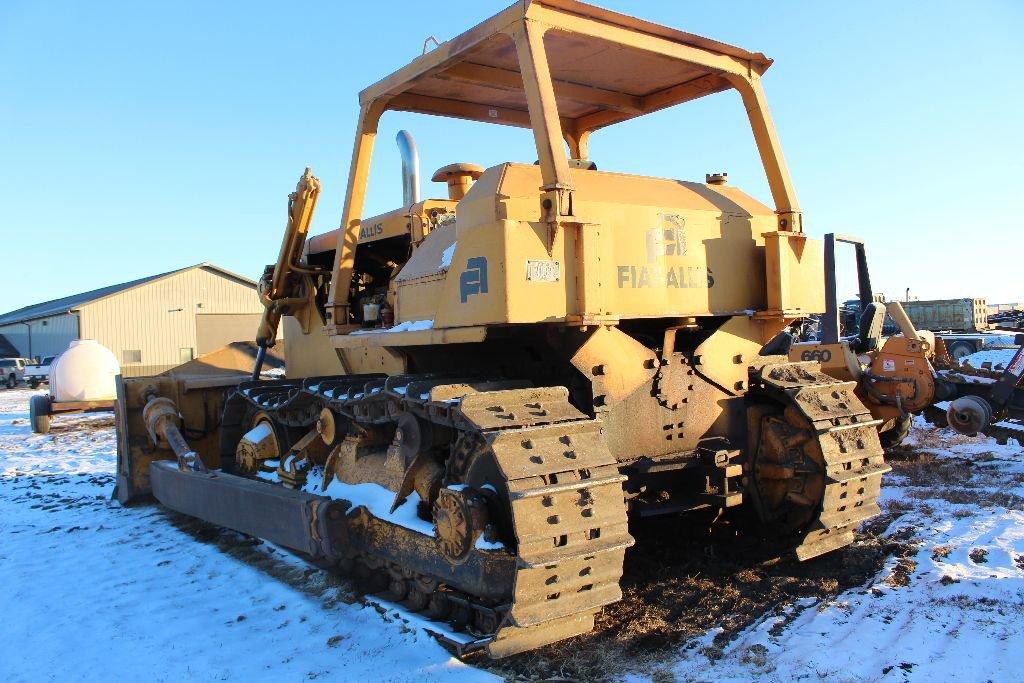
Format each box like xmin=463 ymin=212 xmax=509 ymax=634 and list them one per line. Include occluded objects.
xmin=480 ymin=523 xmax=909 ymax=682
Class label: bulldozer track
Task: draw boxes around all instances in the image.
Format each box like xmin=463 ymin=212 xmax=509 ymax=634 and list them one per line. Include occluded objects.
xmin=753 ymin=361 xmax=891 ymax=560
xmin=228 ymin=361 xmax=882 ymax=653
xmin=235 ymin=375 xmax=634 ymax=657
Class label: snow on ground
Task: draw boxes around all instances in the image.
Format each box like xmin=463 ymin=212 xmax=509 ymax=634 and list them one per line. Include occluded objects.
xmin=0 ymin=389 xmax=493 ymax=683
xmin=3 ymin=386 xmax=1024 ymax=682
xmin=626 ymin=418 xmax=1024 ymax=683
xmin=962 ymin=347 xmax=1019 ymax=371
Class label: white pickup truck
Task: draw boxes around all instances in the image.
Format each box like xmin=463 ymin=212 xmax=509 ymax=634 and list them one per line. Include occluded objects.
xmin=0 ymin=358 xmax=31 ymax=389
xmin=23 ymin=355 xmax=56 ymax=389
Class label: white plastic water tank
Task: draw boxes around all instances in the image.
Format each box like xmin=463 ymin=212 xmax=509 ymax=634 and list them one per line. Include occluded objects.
xmin=50 ymin=340 xmax=120 ymax=402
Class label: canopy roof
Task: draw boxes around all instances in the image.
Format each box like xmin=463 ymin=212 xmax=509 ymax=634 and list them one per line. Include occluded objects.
xmin=362 ymin=0 xmax=772 ymax=135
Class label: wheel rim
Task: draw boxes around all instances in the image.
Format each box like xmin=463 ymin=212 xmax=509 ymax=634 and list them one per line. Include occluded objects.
xmin=949 ymin=343 xmax=972 ymax=362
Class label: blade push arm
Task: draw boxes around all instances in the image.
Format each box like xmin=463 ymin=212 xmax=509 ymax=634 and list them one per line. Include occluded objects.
xmin=253 ymin=168 xmax=321 ymax=377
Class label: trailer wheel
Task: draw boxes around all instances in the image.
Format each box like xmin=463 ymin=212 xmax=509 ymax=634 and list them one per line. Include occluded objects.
xmin=30 ymin=394 xmax=51 ymax=434
xmin=5 ymin=374 xmax=15 ymax=389
xmin=947 ymin=341 xmax=975 ymax=364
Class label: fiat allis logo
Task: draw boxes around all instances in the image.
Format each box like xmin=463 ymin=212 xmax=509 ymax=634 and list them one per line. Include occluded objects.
xmin=646 ymin=214 xmax=687 ymax=262
xmin=459 ymin=256 xmax=489 ymax=303
xmin=617 ymin=214 xmax=713 ymax=289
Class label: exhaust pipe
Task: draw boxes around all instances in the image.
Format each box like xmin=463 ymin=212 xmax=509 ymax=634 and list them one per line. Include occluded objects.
xmin=396 ymin=130 xmax=420 ymax=207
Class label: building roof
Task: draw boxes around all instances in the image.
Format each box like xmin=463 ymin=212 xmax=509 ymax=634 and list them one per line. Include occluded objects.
xmin=0 ymin=263 xmax=257 ymax=326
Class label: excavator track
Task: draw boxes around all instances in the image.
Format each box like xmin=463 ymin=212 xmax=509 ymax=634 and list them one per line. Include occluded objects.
xmin=750 ymin=361 xmax=891 ymax=560
xmin=232 ymin=376 xmax=634 ymax=658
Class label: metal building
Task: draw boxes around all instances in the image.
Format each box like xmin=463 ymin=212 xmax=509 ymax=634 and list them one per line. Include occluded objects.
xmin=0 ymin=263 xmax=269 ymax=376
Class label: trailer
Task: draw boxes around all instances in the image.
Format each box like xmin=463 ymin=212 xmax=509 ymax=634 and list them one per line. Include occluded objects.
xmin=890 ymin=298 xmax=1018 ymax=362
xmin=926 ymin=335 xmax=1024 ymax=447
xmin=29 ymin=394 xmax=114 ymax=434
xmin=901 ymin=298 xmax=988 ymax=333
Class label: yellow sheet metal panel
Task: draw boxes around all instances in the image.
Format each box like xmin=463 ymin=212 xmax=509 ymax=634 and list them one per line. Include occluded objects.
xmin=406 ymin=163 xmax=775 ymax=329
xmin=764 ymin=232 xmax=826 ymax=315
xmin=393 ymin=223 xmax=456 ymax=324
xmin=341 ymin=162 xmax=788 ymax=334
xmin=432 ymin=220 xmax=512 ymax=327
xmin=331 ymin=326 xmax=488 ymax=349
xmin=355 ymin=200 xmax=458 ymax=245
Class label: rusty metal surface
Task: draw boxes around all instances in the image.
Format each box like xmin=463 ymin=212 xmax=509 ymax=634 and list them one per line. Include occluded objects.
xmin=750 ymin=360 xmax=890 ymax=561
xmin=221 ymin=374 xmax=634 ymax=656
xmin=348 ymin=510 xmax=516 ymax=601
xmin=458 ymin=387 xmax=586 ymax=430
xmin=456 ymin=387 xmax=634 ymax=654
xmin=116 ymin=375 xmax=234 ymax=504
xmin=49 ymin=399 xmax=116 ymax=413
xmin=149 ymin=461 xmax=330 ymax=558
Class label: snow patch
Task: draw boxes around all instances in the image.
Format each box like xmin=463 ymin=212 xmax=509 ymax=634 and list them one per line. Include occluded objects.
xmin=243 ymin=422 xmax=273 ymax=442
xmin=351 ymin=319 xmax=434 ymax=335
xmin=439 ymin=242 xmax=458 ymax=270
xmin=962 ymin=347 xmax=1019 ymax=371
xmin=307 ymin=468 xmax=435 ymax=537
xmin=0 ymin=389 xmax=493 ymax=681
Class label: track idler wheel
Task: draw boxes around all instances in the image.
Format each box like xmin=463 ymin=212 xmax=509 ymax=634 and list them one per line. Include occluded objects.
xmin=947 ymin=395 xmax=993 ymax=436
xmin=432 ymin=487 xmax=490 ymax=564
xmin=750 ymin=406 xmax=826 ymax=535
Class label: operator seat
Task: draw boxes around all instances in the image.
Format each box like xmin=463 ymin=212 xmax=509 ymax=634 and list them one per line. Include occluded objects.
xmin=853 ymin=302 xmax=886 ymax=353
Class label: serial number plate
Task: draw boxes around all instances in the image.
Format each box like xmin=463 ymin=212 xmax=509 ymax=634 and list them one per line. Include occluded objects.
xmin=526 ymin=259 xmax=560 ymax=282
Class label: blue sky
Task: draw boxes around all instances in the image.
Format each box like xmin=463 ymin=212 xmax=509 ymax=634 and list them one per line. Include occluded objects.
xmin=1 ymin=1 xmax=1021 ymax=312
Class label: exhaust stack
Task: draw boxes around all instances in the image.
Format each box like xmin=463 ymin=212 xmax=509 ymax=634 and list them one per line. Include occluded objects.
xmin=396 ymin=130 xmax=420 ymax=207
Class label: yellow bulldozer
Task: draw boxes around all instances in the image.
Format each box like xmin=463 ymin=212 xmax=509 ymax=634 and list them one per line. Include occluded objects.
xmin=115 ymin=0 xmax=900 ymax=657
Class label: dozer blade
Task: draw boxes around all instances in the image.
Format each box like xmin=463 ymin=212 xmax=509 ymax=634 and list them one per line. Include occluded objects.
xmin=148 ymin=461 xmax=348 ymax=561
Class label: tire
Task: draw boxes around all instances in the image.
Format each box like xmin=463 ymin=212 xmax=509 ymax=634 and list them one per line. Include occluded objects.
xmin=947 ymin=341 xmax=975 ymax=364
xmin=30 ymin=394 xmax=51 ymax=434
xmin=6 ymin=374 xmax=15 ymax=389
xmin=879 ymin=414 xmax=913 ymax=449
xmin=28 ymin=378 xmax=39 ymax=389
